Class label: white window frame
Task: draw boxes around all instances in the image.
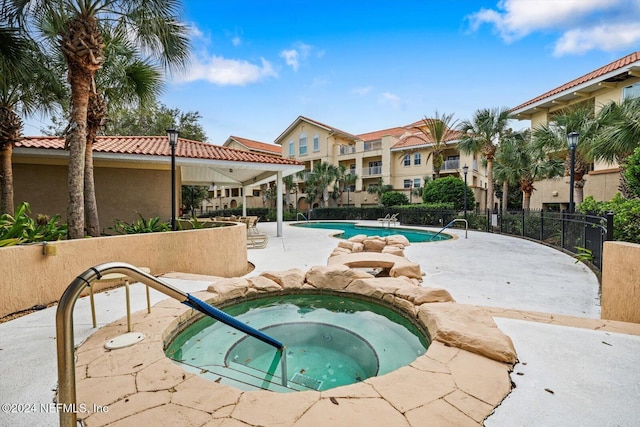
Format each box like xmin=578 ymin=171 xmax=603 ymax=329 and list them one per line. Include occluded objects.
xmin=623 ymin=82 xmax=640 ymax=100
xmin=413 ymin=178 xmax=421 ymax=188
xmin=414 ymin=152 xmax=421 ymax=165
xmin=299 ymin=132 xmax=307 ymax=156
xmin=313 ymin=134 xmax=320 ymax=152
xmin=403 ymin=154 xmax=411 ymax=166
xmin=288 ymin=140 xmax=294 ymax=157
xmin=403 ymin=179 xmax=411 ymax=188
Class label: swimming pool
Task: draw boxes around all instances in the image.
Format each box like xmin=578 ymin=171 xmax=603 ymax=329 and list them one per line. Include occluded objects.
xmin=292 ymin=221 xmax=451 ymax=242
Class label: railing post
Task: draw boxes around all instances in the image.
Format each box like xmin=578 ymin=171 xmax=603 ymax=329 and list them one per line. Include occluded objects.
xmin=561 ymin=211 xmax=566 ymax=250
xmin=540 ymin=210 xmax=545 ymax=241
xmin=605 ymin=211 xmax=614 ymax=241
xmin=522 ymin=209 xmax=525 ymax=236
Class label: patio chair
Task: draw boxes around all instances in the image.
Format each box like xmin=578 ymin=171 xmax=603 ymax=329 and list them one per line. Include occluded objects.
xmin=377 ymin=214 xmax=391 ymax=224
xmin=247 ymin=232 xmax=268 ymax=249
xmin=389 ymin=213 xmax=399 ymax=226
xmin=248 ymin=216 xmax=260 ymax=234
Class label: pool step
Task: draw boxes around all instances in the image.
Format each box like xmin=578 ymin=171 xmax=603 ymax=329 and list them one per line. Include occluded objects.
xmin=176 ymin=361 xmax=315 ymax=392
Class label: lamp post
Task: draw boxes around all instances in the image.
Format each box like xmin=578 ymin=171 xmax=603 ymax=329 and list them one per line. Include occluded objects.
xmin=409 ymin=181 xmax=413 ymax=204
xmin=166 ymin=128 xmax=179 ymax=231
xmin=567 ymin=132 xmax=579 ymax=213
xmin=463 ymin=165 xmax=469 ymax=222
xmin=295 ymin=185 xmax=298 ymax=216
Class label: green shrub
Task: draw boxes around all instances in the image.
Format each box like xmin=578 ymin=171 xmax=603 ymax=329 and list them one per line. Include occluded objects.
xmin=625 ymin=147 xmax=640 ymax=198
xmin=0 ymin=202 xmax=67 ymax=246
xmin=381 ymin=191 xmax=409 ymax=207
xmin=578 ymin=194 xmax=640 ymax=243
xmin=110 ymin=213 xmax=170 ymax=234
xmin=422 ymin=176 xmax=475 ymax=210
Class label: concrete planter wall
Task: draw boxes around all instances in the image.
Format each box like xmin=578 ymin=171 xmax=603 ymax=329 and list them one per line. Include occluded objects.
xmin=0 ymin=223 xmax=247 ymax=318
xmin=602 ymin=241 xmax=640 ymax=323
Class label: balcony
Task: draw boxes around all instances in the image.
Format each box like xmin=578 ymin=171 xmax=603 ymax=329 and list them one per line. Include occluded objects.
xmin=363 ymin=141 xmax=382 ymax=151
xmin=362 ymin=166 xmax=382 ymax=176
xmin=339 ymin=145 xmax=356 ymax=155
xmin=442 ymin=159 xmax=460 ymax=170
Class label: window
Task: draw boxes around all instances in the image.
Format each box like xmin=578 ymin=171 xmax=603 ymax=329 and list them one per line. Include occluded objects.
xmin=413 ymin=178 xmax=421 ymax=188
xmin=414 ymin=153 xmax=421 ymax=165
xmin=623 ymin=82 xmax=640 ymax=100
xmin=403 ymin=179 xmax=411 ymax=188
xmin=403 ymin=154 xmax=411 ymax=166
xmin=288 ymin=140 xmax=294 ymax=156
xmin=313 ymin=134 xmax=320 ymax=152
xmin=299 ymin=132 xmax=307 ymax=155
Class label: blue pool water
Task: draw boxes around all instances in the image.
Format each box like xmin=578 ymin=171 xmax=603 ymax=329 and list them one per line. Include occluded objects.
xmin=292 ymin=221 xmax=451 ymax=242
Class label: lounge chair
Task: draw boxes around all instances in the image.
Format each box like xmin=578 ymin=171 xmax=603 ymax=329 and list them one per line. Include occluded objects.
xmin=377 ymin=214 xmax=391 ymax=224
xmin=388 ymin=213 xmax=399 ymax=226
xmin=247 ymin=232 xmax=268 ymax=249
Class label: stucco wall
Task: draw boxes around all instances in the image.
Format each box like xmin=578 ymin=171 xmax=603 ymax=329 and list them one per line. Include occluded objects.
xmin=528 ymin=170 xmax=620 ymax=209
xmin=0 ymin=224 xmax=247 ymax=318
xmin=601 ymin=241 xmax=640 ymax=323
xmin=12 ymin=162 xmax=173 ymax=230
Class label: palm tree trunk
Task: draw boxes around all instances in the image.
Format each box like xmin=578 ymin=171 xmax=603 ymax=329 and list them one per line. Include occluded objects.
xmin=66 ymin=72 xmax=91 ymax=239
xmin=502 ymin=180 xmax=508 ymax=215
xmin=486 ymin=159 xmax=494 ymax=214
xmin=523 ymin=191 xmax=532 ymax=210
xmin=0 ymin=143 xmax=14 ymax=214
xmin=84 ymin=136 xmax=100 ymax=236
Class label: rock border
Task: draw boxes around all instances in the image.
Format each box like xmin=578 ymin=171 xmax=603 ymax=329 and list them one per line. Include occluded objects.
xmin=76 ymin=266 xmax=517 ymax=426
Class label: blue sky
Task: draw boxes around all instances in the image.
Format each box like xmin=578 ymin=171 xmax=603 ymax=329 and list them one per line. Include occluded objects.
xmin=25 ymin=1 xmax=640 ymax=144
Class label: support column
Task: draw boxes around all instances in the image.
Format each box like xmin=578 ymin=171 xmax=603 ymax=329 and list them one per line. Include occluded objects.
xmin=277 ymin=171 xmax=283 ymax=237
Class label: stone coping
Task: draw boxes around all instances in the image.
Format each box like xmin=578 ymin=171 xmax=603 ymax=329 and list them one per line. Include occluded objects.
xmin=75 ymin=268 xmax=517 ymax=426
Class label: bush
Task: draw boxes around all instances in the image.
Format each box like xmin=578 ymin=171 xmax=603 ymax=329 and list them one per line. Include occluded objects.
xmin=422 ymin=176 xmax=475 ymax=210
xmin=625 ymin=147 xmax=640 ymax=198
xmin=578 ymin=194 xmax=640 ymax=243
xmin=0 ymin=202 xmax=67 ymax=246
xmin=381 ymin=191 xmax=408 ymax=207
xmin=110 ymin=213 xmax=170 ymax=234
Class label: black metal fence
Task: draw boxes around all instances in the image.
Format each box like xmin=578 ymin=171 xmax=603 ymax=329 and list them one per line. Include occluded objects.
xmin=309 ymin=207 xmax=613 ymax=271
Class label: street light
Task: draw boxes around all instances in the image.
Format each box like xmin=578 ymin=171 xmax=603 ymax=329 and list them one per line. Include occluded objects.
xmin=462 ymin=165 xmax=469 ymax=222
xmin=567 ymin=132 xmax=579 ymax=213
xmin=409 ymin=181 xmax=413 ymax=204
xmin=167 ymin=128 xmax=179 ymax=230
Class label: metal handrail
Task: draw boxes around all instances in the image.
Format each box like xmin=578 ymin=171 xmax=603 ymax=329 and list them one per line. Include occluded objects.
xmin=430 ymin=218 xmax=468 ymax=240
xmin=56 ymin=262 xmax=287 ymax=427
xmin=296 ymin=212 xmax=308 ymax=222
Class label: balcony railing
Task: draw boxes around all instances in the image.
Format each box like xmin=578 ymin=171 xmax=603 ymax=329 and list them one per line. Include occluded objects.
xmin=339 ymin=145 xmax=356 ymax=155
xmin=362 ymin=166 xmax=382 ymax=176
xmin=363 ymin=141 xmax=382 ymax=151
xmin=442 ymin=159 xmax=460 ymax=170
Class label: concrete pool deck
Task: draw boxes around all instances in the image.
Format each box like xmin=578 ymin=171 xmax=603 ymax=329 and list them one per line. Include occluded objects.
xmin=1 ymin=220 xmax=640 ymax=426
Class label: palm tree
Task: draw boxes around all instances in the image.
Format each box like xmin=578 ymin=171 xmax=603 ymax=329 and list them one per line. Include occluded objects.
xmin=83 ymin=26 xmax=163 ymax=236
xmin=458 ymin=107 xmax=511 ymax=214
xmin=496 ymin=130 xmax=564 ymax=210
xmin=333 ymin=164 xmax=358 ymax=207
xmin=0 ymin=26 xmax=64 ymax=214
xmin=304 ymin=162 xmax=339 ymax=208
xmin=366 ymin=177 xmax=393 ymax=206
xmin=591 ymin=97 xmax=640 ymax=198
xmin=282 ymin=174 xmax=295 ymax=210
xmin=414 ymin=112 xmax=459 ymax=179
xmin=532 ymin=105 xmax=596 ymax=206
xmin=6 ymin=0 xmax=190 ymax=238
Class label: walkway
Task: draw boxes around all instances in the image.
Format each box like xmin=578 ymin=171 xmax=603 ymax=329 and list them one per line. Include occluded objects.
xmin=1 ymin=221 xmax=639 ymax=426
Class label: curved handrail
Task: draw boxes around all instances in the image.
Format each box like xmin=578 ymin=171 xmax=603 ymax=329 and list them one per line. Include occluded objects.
xmin=430 ymin=218 xmax=468 ymax=240
xmin=296 ymin=212 xmax=308 ymax=221
xmin=56 ymin=262 xmax=286 ymax=427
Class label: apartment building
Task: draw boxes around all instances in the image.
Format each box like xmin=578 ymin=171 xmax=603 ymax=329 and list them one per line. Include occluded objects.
xmin=273 ymin=116 xmax=488 ymax=210
xmin=511 ymin=51 xmax=640 ymax=210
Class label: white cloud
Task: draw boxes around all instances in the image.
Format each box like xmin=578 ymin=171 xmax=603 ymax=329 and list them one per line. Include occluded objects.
xmin=231 ymin=36 xmax=242 ymax=47
xmin=280 ymin=42 xmax=314 ymax=71
xmin=179 ymin=55 xmax=277 ymax=86
xmin=352 ymin=86 xmax=373 ymax=96
xmin=554 ymin=22 xmax=640 ymax=56
xmin=379 ymin=92 xmax=402 ymax=109
xmin=468 ymin=0 xmax=640 ymax=54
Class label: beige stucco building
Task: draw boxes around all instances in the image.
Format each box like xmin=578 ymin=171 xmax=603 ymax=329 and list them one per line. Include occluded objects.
xmin=272 ymin=116 xmax=488 ymax=210
xmin=511 ymin=51 xmax=640 ymax=210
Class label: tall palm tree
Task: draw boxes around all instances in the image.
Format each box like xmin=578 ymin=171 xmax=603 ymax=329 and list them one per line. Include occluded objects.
xmin=304 ymin=162 xmax=339 ymax=208
xmin=333 ymin=164 xmax=358 ymax=207
xmin=458 ymin=107 xmax=511 ymax=214
xmin=83 ymin=26 xmax=163 ymax=236
xmin=496 ymin=130 xmax=564 ymax=210
xmin=0 ymin=26 xmax=64 ymax=214
xmin=591 ymin=97 xmax=640 ymax=198
xmin=282 ymin=174 xmax=295 ymax=210
xmin=414 ymin=112 xmax=459 ymax=179
xmin=6 ymin=0 xmax=190 ymax=238
xmin=532 ymin=105 xmax=597 ymax=206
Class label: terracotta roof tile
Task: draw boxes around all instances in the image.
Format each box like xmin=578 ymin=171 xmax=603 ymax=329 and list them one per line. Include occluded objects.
xmin=17 ymin=136 xmax=302 ymax=165
xmin=511 ymin=51 xmax=640 ymax=112
xmin=356 ymin=126 xmax=407 ymax=141
xmin=227 ymin=136 xmax=282 ymax=155
xmin=391 ymin=129 xmax=462 ymax=150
